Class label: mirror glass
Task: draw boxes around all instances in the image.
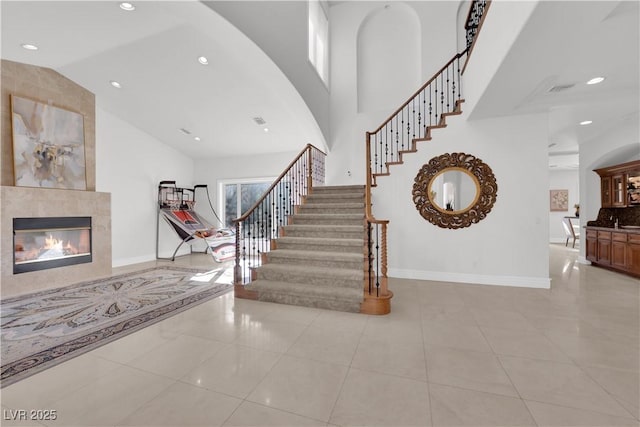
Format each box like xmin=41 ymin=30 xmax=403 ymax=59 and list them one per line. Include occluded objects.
xmin=428 ymin=168 xmax=479 ymax=213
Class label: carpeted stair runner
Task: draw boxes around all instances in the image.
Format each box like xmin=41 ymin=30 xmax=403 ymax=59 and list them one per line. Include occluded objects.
xmin=246 ymin=185 xmax=366 ymax=312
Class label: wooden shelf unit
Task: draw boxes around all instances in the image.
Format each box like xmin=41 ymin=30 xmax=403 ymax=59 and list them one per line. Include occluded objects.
xmin=594 ymin=160 xmax=640 ymax=208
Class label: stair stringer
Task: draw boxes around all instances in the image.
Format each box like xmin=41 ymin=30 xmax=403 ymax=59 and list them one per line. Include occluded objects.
xmin=372 ymin=99 xmax=465 ymax=187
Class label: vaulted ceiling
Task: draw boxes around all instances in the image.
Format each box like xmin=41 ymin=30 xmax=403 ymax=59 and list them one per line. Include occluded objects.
xmin=2 ymin=1 xmax=637 ymax=170
xmin=1 ymin=1 xmax=325 ymax=160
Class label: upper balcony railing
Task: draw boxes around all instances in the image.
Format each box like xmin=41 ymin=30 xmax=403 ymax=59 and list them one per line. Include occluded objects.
xmin=463 ymin=0 xmax=490 ymax=72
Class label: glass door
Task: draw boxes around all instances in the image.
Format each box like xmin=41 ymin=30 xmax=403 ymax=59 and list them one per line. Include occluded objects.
xmin=220 ymin=179 xmax=273 ymax=228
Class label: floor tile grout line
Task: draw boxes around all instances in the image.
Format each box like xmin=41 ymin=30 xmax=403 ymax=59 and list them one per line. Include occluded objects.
xmin=325 ymin=312 xmax=371 ymax=425
xmin=576 ymin=364 xmax=639 ymax=421
xmin=495 ymin=354 xmax=638 ymax=421
xmin=520 ymin=396 xmax=639 ymax=422
xmin=473 ymin=314 xmax=541 ymax=426
xmin=418 ymin=293 xmax=435 ymax=427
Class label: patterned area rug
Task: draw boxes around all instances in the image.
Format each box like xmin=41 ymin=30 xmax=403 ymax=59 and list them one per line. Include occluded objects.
xmin=1 ymin=266 xmax=233 ymax=387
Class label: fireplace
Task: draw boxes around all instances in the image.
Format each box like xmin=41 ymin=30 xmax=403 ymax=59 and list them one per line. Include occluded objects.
xmin=13 ymin=217 xmax=92 ymax=274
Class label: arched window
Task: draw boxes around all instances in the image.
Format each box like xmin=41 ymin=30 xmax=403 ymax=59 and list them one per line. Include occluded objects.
xmin=309 ymin=0 xmax=329 ymax=85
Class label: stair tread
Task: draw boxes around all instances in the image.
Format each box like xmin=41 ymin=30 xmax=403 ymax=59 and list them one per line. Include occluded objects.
xmin=305 ymin=196 xmax=364 ymax=204
xmin=284 ymin=224 xmax=364 ymax=230
xmin=259 ymin=263 xmax=363 ymax=279
xmin=292 ymin=213 xmax=364 ymax=218
xmin=301 ymin=202 xmax=364 ymax=208
xmin=247 ymin=279 xmax=363 ymax=300
xmin=278 ymin=236 xmax=363 ymax=245
xmin=268 ymin=249 xmax=364 ymax=261
xmin=313 ymin=185 xmax=365 ymax=191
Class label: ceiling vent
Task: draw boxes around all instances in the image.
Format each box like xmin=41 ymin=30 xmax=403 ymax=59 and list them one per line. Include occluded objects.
xmin=548 ymin=83 xmax=575 ymax=93
xmin=252 ymin=117 xmax=266 ymax=125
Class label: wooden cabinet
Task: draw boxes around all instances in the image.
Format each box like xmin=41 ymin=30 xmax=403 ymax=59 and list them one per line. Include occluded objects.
xmin=627 ymin=234 xmax=640 ymax=275
xmin=612 ymin=175 xmax=626 ymax=207
xmin=597 ymin=231 xmax=611 ymax=265
xmin=601 ymin=176 xmax=612 ymax=207
xmin=586 ymin=227 xmax=640 ymax=276
xmin=586 ymin=229 xmax=598 ymax=262
xmin=599 ymin=174 xmax=626 ymax=207
xmin=612 ymin=232 xmax=627 ymax=268
xmin=595 ymin=160 xmax=640 ymax=208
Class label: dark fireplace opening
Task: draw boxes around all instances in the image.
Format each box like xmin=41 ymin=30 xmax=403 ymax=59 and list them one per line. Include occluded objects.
xmin=13 ymin=217 xmax=92 ymax=274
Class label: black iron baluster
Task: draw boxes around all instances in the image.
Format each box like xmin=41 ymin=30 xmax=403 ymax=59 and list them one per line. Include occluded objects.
xmin=434 ymin=80 xmax=438 ymax=125
xmin=458 ymin=54 xmax=462 ymax=102
xmin=373 ymin=133 xmax=378 ymax=176
xmin=406 ymin=105 xmax=410 ymax=149
xmin=440 ymin=73 xmax=444 ymax=120
xmin=425 ymin=84 xmax=433 ymax=127
xmin=446 ymin=65 xmax=450 ymax=113
xmin=418 ymin=90 xmax=423 ymax=139
xmin=412 ymin=98 xmax=416 ymax=141
xmin=379 ymin=132 xmax=384 ymax=174
xmin=375 ymin=223 xmax=380 ymax=297
xmin=367 ymin=221 xmax=372 ymax=294
xmin=396 ymin=116 xmax=401 ymax=151
xmin=384 ymin=124 xmax=389 ymax=168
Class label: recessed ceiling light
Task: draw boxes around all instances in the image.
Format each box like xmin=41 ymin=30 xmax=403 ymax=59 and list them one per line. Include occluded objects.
xmin=198 ymin=56 xmax=209 ymax=65
xmin=587 ymin=77 xmax=605 ymax=85
xmin=21 ymin=43 xmax=38 ymax=51
xmin=580 ymin=120 xmax=593 ymax=125
xmin=110 ymin=80 xmax=122 ymax=89
xmin=194 ymin=136 xmax=201 ymax=141
xmin=263 ymin=128 xmax=269 ymax=133
xmin=119 ymin=2 xmax=135 ymax=11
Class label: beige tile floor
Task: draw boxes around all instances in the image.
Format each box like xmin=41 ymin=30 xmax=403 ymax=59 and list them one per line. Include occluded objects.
xmin=1 ymin=244 xmax=638 ymax=426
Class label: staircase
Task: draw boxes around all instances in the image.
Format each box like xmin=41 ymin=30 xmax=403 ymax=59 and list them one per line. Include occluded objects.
xmin=244 ymin=185 xmax=366 ymax=313
xmin=234 ymin=1 xmax=490 ymax=316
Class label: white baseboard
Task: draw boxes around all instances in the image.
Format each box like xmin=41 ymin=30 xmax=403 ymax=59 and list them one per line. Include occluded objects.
xmin=112 ymin=254 xmax=156 ymax=268
xmin=577 ymin=255 xmax=592 ymax=265
xmin=388 ymin=268 xmax=551 ymax=289
xmin=550 ymin=237 xmax=567 ymax=244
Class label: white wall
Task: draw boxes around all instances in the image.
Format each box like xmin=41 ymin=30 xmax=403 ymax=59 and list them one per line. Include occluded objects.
xmin=463 ymin=0 xmax=538 ymax=118
xmin=327 ymin=1 xmax=459 ymax=185
xmin=193 ymin=150 xmax=300 ymax=223
xmin=206 ymin=1 xmax=331 ymax=143
xmin=373 ymin=112 xmax=550 ymax=288
xmin=357 ymin=3 xmax=421 ymax=113
xmin=549 ymin=169 xmax=579 ymax=243
xmin=95 ymin=106 xmax=196 ymax=266
xmin=578 ymin=118 xmax=640 ymax=262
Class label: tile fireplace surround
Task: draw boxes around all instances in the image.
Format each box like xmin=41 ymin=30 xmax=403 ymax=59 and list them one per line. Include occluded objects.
xmin=1 ymin=186 xmax=111 ymax=298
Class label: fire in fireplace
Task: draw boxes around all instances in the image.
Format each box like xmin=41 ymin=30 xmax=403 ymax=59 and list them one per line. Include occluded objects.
xmin=13 ymin=217 xmax=92 ymax=274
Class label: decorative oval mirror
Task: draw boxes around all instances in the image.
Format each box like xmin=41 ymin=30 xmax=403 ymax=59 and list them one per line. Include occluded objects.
xmin=413 ymin=152 xmax=497 ymax=229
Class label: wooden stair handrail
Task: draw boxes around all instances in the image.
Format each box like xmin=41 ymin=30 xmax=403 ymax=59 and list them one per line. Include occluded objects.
xmin=371 ymin=50 xmax=468 ymax=135
xmin=232 ymin=143 xmax=326 ymax=224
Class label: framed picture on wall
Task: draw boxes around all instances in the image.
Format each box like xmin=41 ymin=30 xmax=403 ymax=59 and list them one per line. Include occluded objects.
xmin=550 ymin=189 xmax=569 ymax=211
xmin=10 ymin=95 xmax=87 ymax=190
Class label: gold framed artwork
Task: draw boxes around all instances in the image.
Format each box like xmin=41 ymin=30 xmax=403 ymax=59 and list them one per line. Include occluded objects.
xmin=550 ymin=189 xmax=569 ymax=211
xmin=10 ymin=95 xmax=87 ymax=190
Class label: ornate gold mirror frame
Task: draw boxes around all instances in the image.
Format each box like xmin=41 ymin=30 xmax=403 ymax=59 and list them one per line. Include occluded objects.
xmin=412 ymin=152 xmax=498 ymax=229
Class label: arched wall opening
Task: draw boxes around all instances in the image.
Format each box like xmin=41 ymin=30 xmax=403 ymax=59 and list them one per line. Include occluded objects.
xmin=357 ymin=3 xmax=421 ymax=113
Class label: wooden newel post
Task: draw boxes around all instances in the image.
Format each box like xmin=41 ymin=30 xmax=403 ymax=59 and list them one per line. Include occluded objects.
xmin=380 ymin=222 xmax=388 ymax=296
xmin=307 ymin=145 xmax=313 ymax=193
